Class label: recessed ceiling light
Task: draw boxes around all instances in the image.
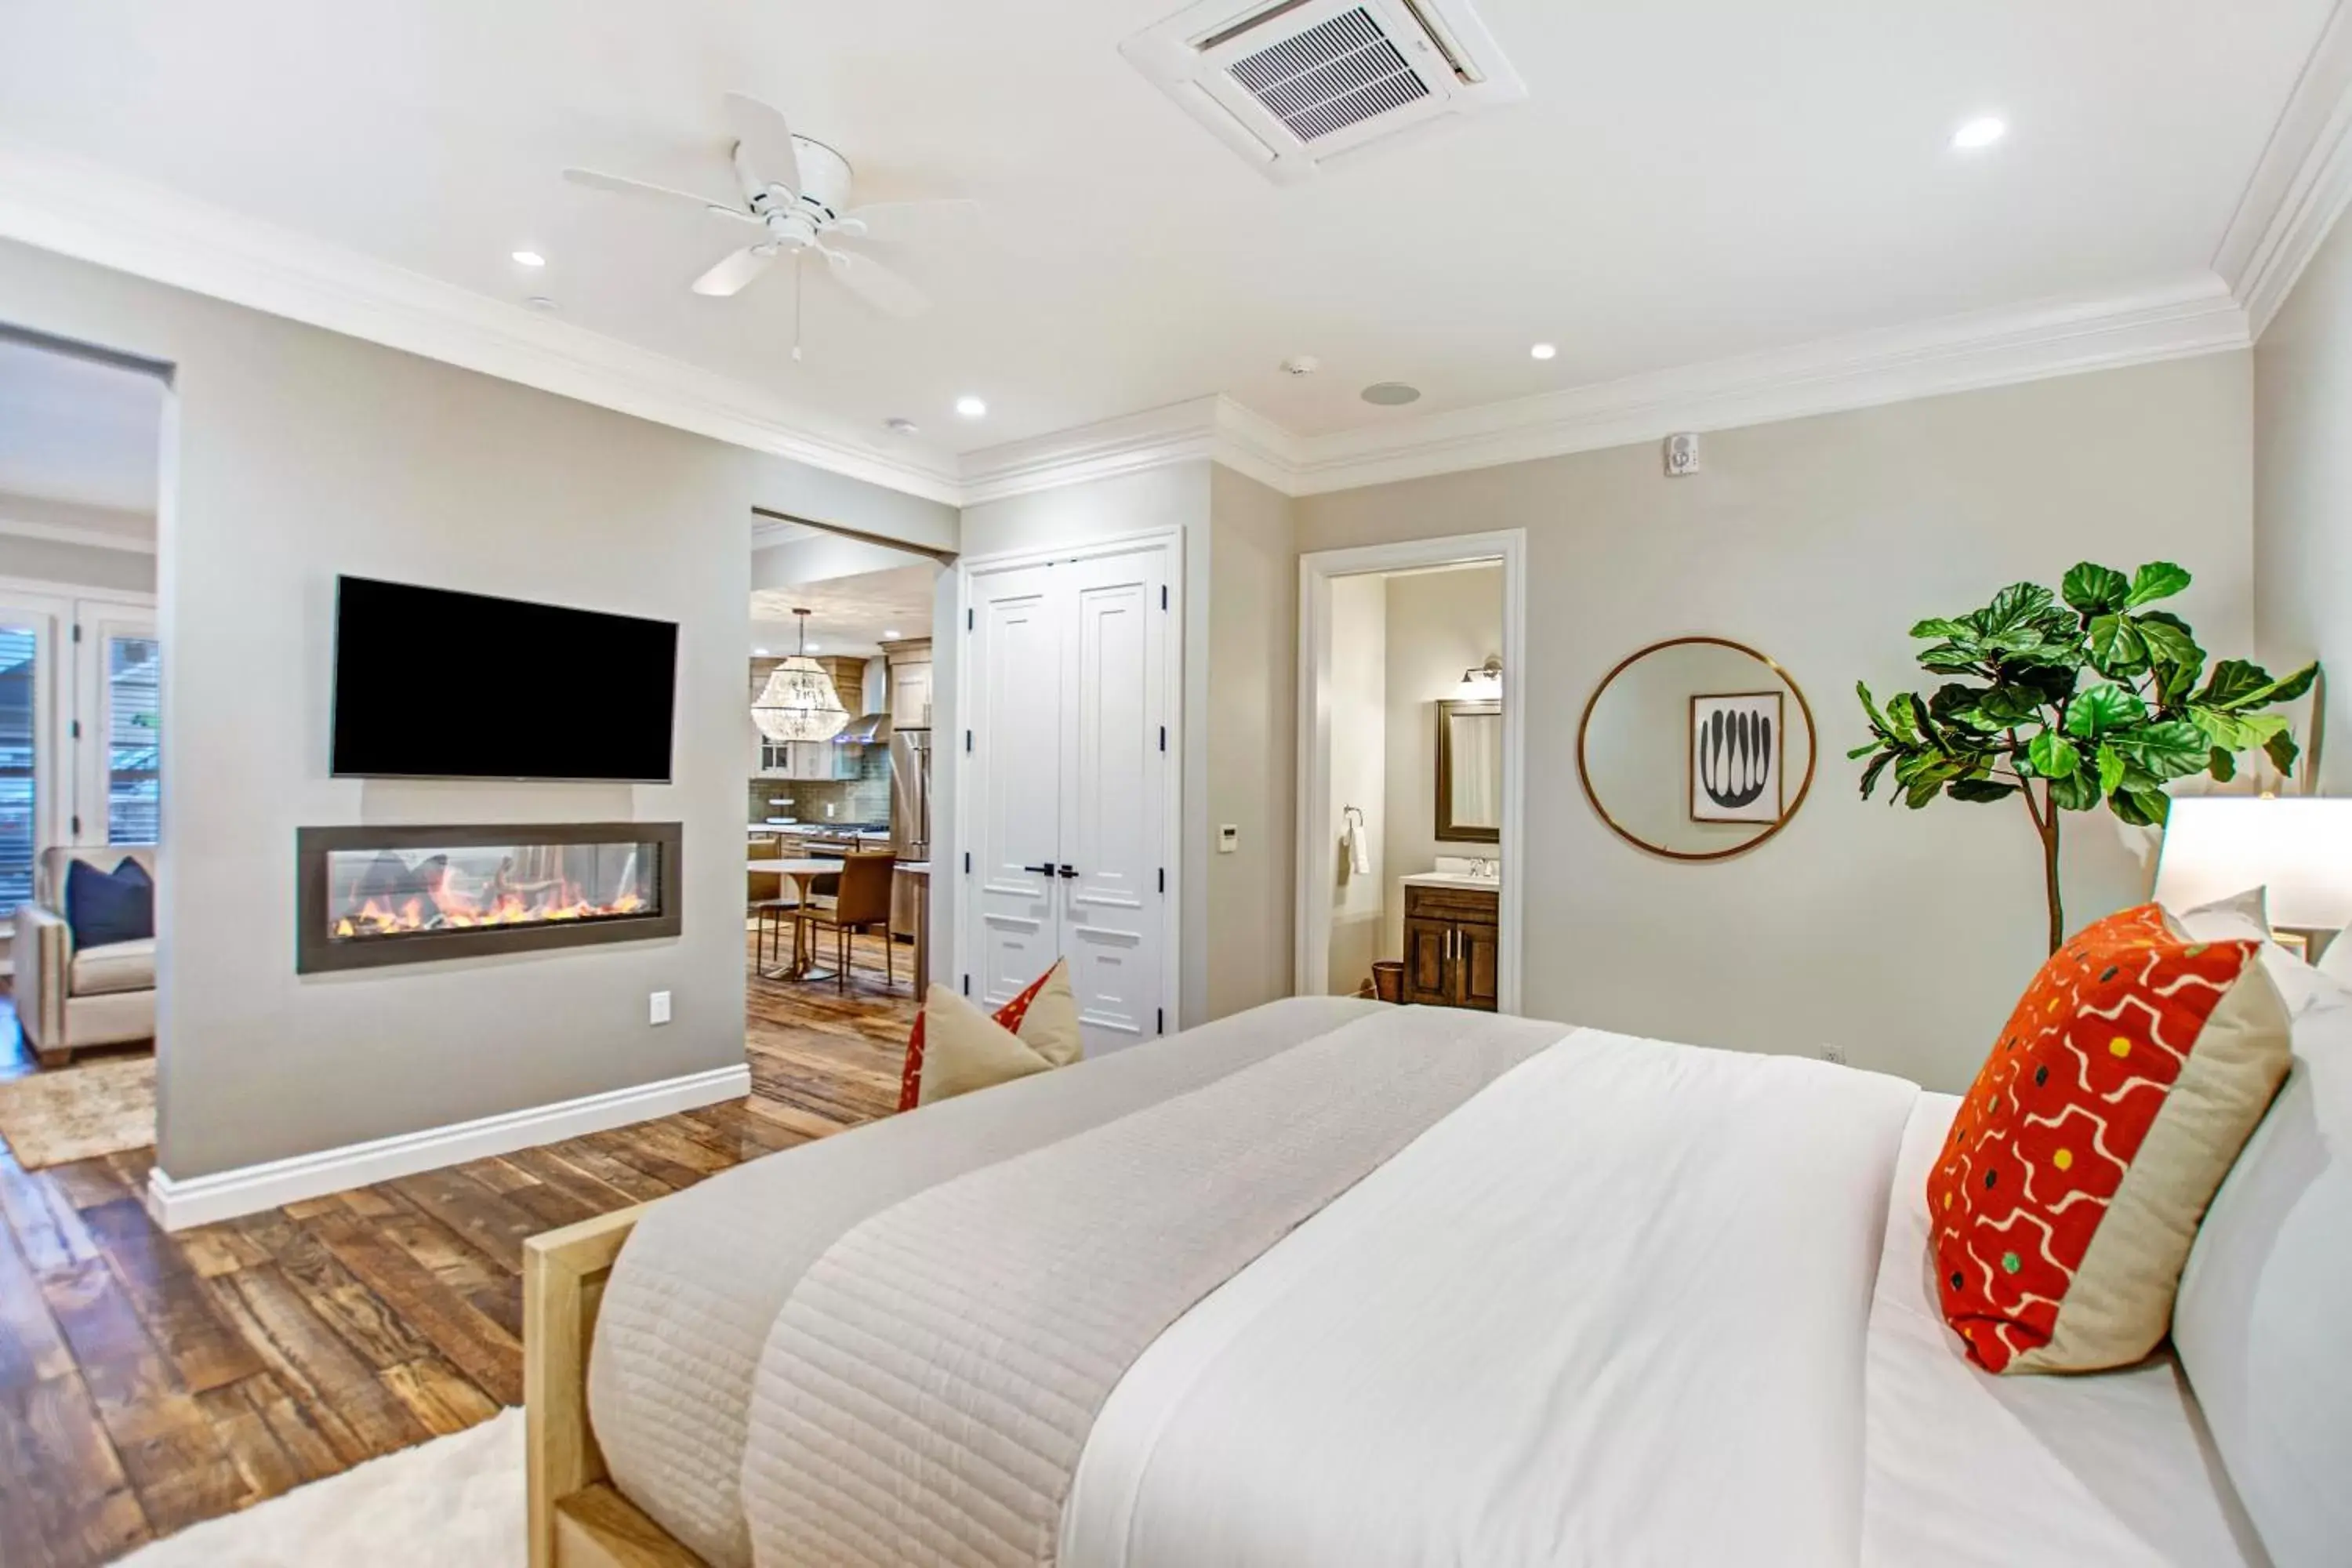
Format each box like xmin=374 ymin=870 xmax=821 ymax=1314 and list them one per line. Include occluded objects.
xmin=1280 ymin=355 xmax=1321 ymax=377
xmin=955 ymin=395 xmax=988 ymax=419
xmin=884 ymin=417 xmax=920 ymax=436
xmin=512 ymin=249 xmax=546 ymax=268
xmin=1951 ymin=116 xmax=2007 ymax=151
xmin=1361 ymin=382 xmax=1421 ymax=407
xmin=1530 ymin=343 xmax=1558 ymax=361
xmin=753 ymin=647 xmax=771 ymax=657
xmin=524 ymin=296 xmax=559 ymax=312
xmin=883 ymin=628 xmax=902 ymax=639
xmin=808 ymin=642 xmax=822 ymax=653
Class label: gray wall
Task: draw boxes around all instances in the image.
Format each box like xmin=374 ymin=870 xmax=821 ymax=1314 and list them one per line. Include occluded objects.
xmin=0 ymin=237 xmax=954 ymax=1178
xmin=1299 ymin=354 xmax=2256 ymax=1091
xmin=2254 ymin=212 xmax=2352 ymax=792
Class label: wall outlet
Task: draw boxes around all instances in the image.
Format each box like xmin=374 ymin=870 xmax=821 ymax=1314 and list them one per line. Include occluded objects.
xmin=649 ymin=990 xmax=672 ymax=1026
xmin=1818 ymin=1044 xmax=1847 ymax=1065
xmin=825 ymin=802 xmax=837 ymax=818
xmin=1218 ymin=824 xmax=1240 ymax=854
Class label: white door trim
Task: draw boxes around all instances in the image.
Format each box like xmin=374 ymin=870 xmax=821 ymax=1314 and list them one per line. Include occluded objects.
xmin=1295 ymin=529 xmax=1527 ymax=1013
xmin=951 ymin=526 xmax=1186 ymax=1036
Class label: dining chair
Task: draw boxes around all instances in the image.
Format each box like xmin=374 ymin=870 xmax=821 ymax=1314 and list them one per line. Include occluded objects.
xmin=797 ymin=850 xmax=895 ymax=992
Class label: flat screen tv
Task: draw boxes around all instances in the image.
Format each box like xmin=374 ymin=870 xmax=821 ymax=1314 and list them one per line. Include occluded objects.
xmin=331 ymin=575 xmax=678 ymax=782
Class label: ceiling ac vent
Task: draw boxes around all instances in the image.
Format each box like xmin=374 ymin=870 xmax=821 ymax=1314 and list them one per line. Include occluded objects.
xmin=1123 ymin=0 xmax=1524 ymax=183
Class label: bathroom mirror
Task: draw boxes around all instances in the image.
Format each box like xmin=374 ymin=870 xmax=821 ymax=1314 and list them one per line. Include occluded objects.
xmin=1577 ymin=637 xmax=1816 ymax=861
xmin=1436 ymin=699 xmax=1502 ymax=842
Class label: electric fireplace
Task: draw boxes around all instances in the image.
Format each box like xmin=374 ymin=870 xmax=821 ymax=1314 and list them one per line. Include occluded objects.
xmin=296 ymin=822 xmax=682 ymax=973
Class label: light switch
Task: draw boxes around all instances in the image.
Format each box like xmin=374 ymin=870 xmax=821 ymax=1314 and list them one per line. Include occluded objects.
xmin=1218 ymin=825 xmax=1240 ymax=854
xmin=649 ymin=990 xmax=673 ymax=1025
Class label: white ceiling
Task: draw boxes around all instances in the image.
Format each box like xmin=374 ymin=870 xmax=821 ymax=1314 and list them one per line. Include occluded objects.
xmin=0 ymin=1 xmax=2332 ymax=474
xmin=753 ymin=564 xmax=938 ymax=662
xmin=0 ymin=335 xmax=164 ymax=514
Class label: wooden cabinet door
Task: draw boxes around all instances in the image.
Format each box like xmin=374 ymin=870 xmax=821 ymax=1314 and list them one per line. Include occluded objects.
xmin=1457 ymin=920 xmax=1500 ymax=1011
xmin=1402 ymin=918 xmax=1452 ymax=1004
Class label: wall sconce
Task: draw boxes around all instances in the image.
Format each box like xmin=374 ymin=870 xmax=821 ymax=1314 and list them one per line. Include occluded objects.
xmin=1457 ymin=655 xmax=1504 ymax=696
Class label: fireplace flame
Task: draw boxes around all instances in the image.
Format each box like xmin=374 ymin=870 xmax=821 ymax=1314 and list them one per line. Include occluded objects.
xmin=332 ymin=880 xmax=651 ymax=941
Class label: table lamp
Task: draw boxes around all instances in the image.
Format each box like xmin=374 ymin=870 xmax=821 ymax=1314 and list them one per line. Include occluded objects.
xmin=2152 ymin=797 xmax=2352 ymax=956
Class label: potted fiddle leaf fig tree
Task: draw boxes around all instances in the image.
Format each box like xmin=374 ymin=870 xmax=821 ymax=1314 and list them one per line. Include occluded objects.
xmin=1853 ymin=561 xmax=2317 ymax=953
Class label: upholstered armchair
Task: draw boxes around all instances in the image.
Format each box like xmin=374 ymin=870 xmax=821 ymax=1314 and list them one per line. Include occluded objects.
xmin=13 ymin=845 xmax=157 ymax=1068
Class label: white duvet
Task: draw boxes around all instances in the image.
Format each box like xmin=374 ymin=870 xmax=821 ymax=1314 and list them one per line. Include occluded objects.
xmin=1063 ymin=1028 xmax=1919 ymax=1568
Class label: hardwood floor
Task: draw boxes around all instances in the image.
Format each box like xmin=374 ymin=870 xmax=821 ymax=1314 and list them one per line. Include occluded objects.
xmin=0 ymin=929 xmax=919 ymax=1566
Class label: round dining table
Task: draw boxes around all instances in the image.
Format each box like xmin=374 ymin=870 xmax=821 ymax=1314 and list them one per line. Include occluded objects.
xmin=748 ymin=858 xmax=844 ymax=981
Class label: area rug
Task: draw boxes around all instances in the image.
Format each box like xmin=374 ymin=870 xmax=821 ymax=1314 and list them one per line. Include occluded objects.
xmin=122 ymin=1407 xmax=523 ymax=1566
xmin=0 ymin=1051 xmax=154 ymax=1168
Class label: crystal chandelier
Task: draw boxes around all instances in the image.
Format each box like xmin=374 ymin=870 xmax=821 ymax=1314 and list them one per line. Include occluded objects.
xmin=751 ymin=608 xmax=848 ymax=743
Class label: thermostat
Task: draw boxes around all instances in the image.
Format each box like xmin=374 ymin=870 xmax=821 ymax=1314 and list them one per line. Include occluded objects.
xmin=1664 ymin=432 xmax=1701 ymax=477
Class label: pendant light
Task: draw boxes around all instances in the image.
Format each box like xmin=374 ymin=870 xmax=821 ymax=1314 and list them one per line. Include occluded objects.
xmin=751 ymin=609 xmax=848 ymax=743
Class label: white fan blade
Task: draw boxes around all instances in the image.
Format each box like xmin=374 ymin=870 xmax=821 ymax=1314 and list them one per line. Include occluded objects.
xmin=563 ymin=166 xmax=752 ymax=223
xmin=829 ymin=198 xmax=981 ymax=245
xmin=692 ymin=246 xmax=780 ymax=297
xmin=821 ymin=245 xmax=929 ymax=318
xmin=724 ymin=91 xmax=800 ymax=201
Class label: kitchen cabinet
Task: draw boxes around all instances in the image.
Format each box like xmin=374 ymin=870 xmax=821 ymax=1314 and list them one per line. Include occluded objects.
xmin=757 ymin=739 xmax=859 ymax=780
xmin=882 ymin=637 xmax=934 ymax=729
xmin=1400 ymin=881 xmax=1499 ymax=1011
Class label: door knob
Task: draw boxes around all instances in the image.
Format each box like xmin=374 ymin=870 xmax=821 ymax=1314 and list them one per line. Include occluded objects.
xmin=1055 ymin=864 xmax=1079 ymax=878
xmin=1020 ymin=863 xmax=1056 ymax=875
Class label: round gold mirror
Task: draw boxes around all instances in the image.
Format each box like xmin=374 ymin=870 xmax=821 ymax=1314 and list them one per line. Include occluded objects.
xmin=1577 ymin=636 xmax=1817 ymax=861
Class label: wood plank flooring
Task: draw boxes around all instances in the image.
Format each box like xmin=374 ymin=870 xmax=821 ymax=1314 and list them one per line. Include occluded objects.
xmin=0 ymin=930 xmax=917 ymax=1566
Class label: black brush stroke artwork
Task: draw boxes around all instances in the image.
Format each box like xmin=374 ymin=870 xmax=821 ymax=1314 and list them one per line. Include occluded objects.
xmin=1697 ymin=708 xmax=1773 ymax=809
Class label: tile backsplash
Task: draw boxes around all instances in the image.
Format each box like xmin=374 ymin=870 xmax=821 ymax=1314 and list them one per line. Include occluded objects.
xmin=749 ymin=760 xmax=891 ymax=828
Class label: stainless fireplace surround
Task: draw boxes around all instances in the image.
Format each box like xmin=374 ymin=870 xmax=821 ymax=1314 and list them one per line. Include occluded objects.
xmin=296 ymin=822 xmax=682 ymax=974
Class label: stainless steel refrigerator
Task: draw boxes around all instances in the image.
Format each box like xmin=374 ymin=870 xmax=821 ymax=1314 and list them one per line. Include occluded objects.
xmin=889 ymin=728 xmax=932 ymax=862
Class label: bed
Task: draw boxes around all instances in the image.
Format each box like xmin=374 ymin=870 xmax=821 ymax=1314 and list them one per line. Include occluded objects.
xmin=524 ymin=986 xmax=2346 ymax=1568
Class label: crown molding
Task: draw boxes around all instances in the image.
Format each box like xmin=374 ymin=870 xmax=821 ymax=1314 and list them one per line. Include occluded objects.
xmin=0 ymin=137 xmax=964 ymax=506
xmin=956 ymin=277 xmax=2248 ymax=502
xmin=2216 ymin=1 xmax=2352 ymax=338
xmin=0 ymin=514 xmax=155 ymax=554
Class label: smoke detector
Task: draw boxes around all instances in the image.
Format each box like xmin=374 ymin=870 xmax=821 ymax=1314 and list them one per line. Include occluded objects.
xmin=1123 ymin=0 xmax=1525 ymax=183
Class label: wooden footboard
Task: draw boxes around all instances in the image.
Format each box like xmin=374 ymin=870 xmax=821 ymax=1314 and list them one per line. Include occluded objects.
xmin=523 ymin=1203 xmax=709 ymax=1567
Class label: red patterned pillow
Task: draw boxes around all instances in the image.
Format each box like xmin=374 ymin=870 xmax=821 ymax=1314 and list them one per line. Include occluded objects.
xmin=1929 ymin=903 xmax=2291 ymax=1373
xmin=897 ymin=963 xmax=1080 ymax=1111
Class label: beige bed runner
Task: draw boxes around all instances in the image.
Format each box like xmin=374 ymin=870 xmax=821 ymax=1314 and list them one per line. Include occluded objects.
xmin=739 ymin=1005 xmax=1567 ymax=1566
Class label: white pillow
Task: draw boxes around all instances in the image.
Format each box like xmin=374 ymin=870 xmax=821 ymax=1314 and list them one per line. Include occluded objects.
xmin=2169 ymin=885 xmax=2271 ymax=944
xmin=2172 ymin=944 xmax=2352 ymax=1566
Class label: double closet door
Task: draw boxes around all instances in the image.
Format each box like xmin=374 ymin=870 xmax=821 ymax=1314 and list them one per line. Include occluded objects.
xmin=963 ymin=539 xmax=1174 ymax=1055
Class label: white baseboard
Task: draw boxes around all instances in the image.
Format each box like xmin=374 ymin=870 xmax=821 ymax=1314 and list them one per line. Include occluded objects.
xmin=143 ymin=1062 xmax=751 ymax=1231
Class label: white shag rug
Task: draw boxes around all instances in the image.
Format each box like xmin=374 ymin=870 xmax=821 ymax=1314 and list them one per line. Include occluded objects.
xmin=121 ymin=1408 xmax=524 ymax=1566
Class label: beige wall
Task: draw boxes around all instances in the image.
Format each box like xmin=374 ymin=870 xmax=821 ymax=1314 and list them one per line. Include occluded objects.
xmin=1380 ymin=564 xmax=1504 ymax=956
xmin=1205 ymin=464 xmax=1297 ymax=1018
xmin=2254 ymin=212 xmax=2352 ymax=792
xmin=0 ymin=237 xmax=956 ymax=1179
xmin=1327 ymin=575 xmax=1385 ymax=991
xmin=1299 ymin=354 xmax=2255 ymax=1091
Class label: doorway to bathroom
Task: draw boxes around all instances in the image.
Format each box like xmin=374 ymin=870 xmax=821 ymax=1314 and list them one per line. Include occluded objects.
xmin=1295 ymin=530 xmax=1526 ymax=1014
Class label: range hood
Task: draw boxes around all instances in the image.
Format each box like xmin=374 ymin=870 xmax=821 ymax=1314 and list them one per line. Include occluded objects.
xmin=833 ymin=711 xmax=895 ymax=745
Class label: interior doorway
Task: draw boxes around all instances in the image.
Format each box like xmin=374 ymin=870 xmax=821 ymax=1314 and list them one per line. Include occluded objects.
xmin=1295 ymin=530 xmax=1526 ymax=1013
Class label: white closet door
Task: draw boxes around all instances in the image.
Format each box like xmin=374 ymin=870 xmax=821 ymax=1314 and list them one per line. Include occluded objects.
xmin=1056 ymin=543 xmax=1168 ymax=1051
xmin=964 ymin=561 xmax=1064 ymax=1009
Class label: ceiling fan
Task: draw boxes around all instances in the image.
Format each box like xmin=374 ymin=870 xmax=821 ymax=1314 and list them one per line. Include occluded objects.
xmin=561 ymin=92 xmax=976 ymax=323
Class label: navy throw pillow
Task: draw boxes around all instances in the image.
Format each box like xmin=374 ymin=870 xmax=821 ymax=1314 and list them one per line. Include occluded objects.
xmin=64 ymin=857 xmax=154 ymax=949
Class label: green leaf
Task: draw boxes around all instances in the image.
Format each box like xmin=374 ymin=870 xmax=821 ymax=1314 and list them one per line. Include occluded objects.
xmin=1980 ymin=582 xmax=2056 ymax=634
xmin=1858 ymin=750 xmax=1896 ymax=799
xmin=1947 ymin=778 xmax=2020 ymax=802
xmin=2064 ymin=683 xmax=2147 ymax=739
xmin=2135 ymin=612 xmax=2205 ymax=700
xmin=1908 ymin=617 xmax=1974 ymax=640
xmin=2198 ymin=659 xmax=2270 ymax=708
xmin=2096 ymin=742 xmax=2125 ymax=797
xmin=2209 ymin=747 xmax=2236 ymax=783
xmin=2085 ymin=614 xmax=2149 ymax=677
xmin=2268 ymin=662 xmax=2321 ymax=706
xmin=2109 ymin=787 xmax=2172 ymax=828
xmin=2110 ymin=719 xmax=2211 ymax=781
xmin=1885 ymin=691 xmax=1922 ymax=744
xmin=2061 ymin=563 xmax=2130 ymax=616
xmin=1919 ymin=644 xmax=1987 ymax=673
xmin=2027 ymin=730 xmax=2082 ymax=779
xmin=2267 ymin=729 xmax=2303 ymax=779
xmin=2125 ymin=561 xmax=2192 ymax=608
xmin=1855 ymin=681 xmax=1889 ymax=735
xmin=2049 ymin=770 xmax=2103 ymax=811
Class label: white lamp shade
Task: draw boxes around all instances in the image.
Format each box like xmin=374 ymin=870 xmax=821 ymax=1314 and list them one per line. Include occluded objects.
xmin=2152 ymin=797 xmax=2352 ymax=931
xmin=751 ymin=658 xmax=848 ymax=743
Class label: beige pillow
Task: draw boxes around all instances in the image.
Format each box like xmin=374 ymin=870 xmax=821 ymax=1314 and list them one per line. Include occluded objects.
xmin=910 ymin=961 xmax=1082 ymax=1105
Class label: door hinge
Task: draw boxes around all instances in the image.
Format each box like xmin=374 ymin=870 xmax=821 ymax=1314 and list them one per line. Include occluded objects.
xmin=967 ymin=608 xmax=974 ymax=631
xmin=961 ymin=974 xmax=971 ymax=996
xmin=69 ymin=720 xmax=81 ymax=740
xmin=1156 ymin=1007 xmax=1165 ymax=1035
xmin=71 ymin=623 xmax=83 ymax=644
xmin=964 ymin=729 xmax=973 ymax=753
xmin=1160 ymin=585 xmax=1168 ymax=611
xmin=70 ymin=814 xmax=82 ymax=837
xmin=1156 ymin=867 xmax=1164 ymax=894
xmin=963 ymin=851 xmax=971 ymax=873
xmin=1158 ymin=725 xmax=1167 ymax=752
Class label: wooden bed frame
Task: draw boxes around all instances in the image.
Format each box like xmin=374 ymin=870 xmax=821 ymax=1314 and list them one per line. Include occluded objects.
xmin=524 ymin=1203 xmax=710 ymax=1567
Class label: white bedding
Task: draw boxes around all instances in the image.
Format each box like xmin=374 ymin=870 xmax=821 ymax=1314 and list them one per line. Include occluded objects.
xmin=1861 ymin=1094 xmax=2269 ymax=1568
xmin=1063 ymin=1027 xmax=1919 ymax=1568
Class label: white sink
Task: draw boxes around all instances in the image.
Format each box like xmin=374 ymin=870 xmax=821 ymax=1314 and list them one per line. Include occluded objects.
xmin=1399 ymin=869 xmax=1501 ymax=891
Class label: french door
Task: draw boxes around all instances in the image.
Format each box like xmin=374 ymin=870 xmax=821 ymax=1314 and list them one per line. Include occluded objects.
xmin=962 ymin=538 xmax=1175 ymax=1054
xmin=0 ymin=590 xmax=160 ymax=916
